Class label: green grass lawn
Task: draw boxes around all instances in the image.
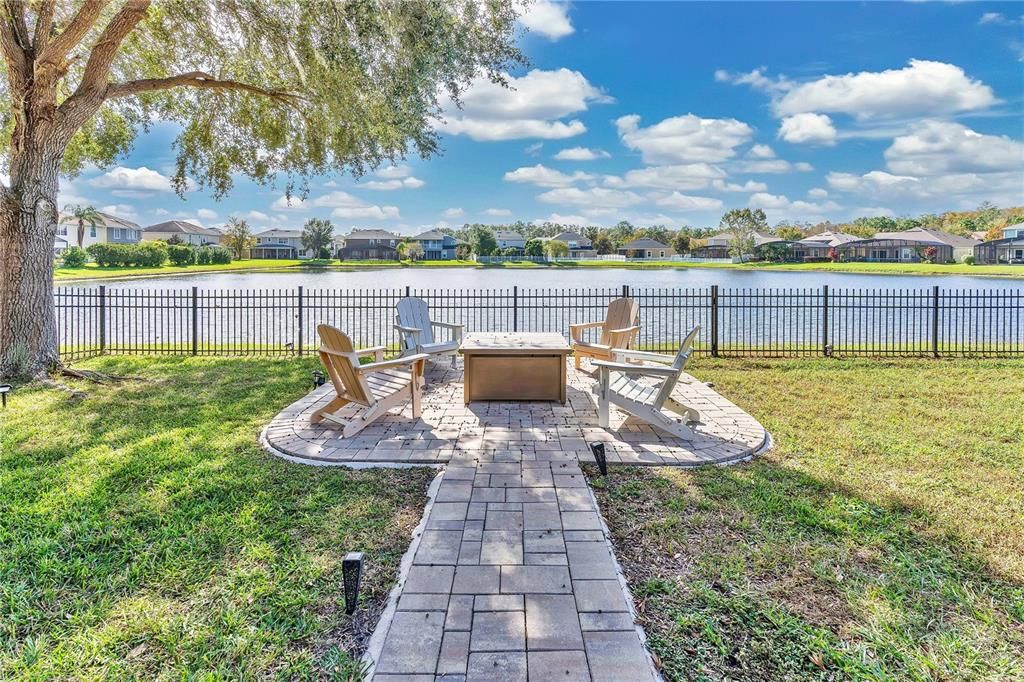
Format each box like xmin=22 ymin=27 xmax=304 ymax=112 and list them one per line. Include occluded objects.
xmin=590 ymin=358 xmax=1024 ymax=681
xmin=53 ymin=258 xmax=319 ymax=281
xmin=0 ymin=356 xmax=433 ymax=680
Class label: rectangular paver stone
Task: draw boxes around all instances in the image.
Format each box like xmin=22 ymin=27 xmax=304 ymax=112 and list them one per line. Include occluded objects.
xmin=584 ymin=631 xmax=655 ymax=682
xmin=469 ymin=611 xmax=525 ymax=652
xmin=375 ymin=610 xmax=445 ymax=674
xmin=527 ymin=650 xmax=591 ymax=681
xmin=566 ymin=541 xmax=618 ymax=580
xmin=525 ymin=595 xmax=584 ymax=651
xmin=404 ymin=565 xmax=455 ymax=594
xmin=466 ymin=652 xmax=527 ymax=682
xmin=452 ymin=565 xmax=501 ymax=594
xmin=480 ymin=530 xmax=523 ymax=565
xmin=437 ymin=630 xmax=470 ymax=675
xmin=500 ymin=565 xmax=572 ymax=594
xmin=573 ymin=580 xmax=629 ymax=613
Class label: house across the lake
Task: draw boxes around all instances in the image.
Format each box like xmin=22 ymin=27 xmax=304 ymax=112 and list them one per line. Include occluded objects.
xmin=252 ymin=229 xmax=314 ymax=259
xmin=143 ymin=220 xmax=223 ymax=247
xmin=546 ymin=231 xmax=596 ymax=257
xmin=617 ymin=238 xmax=674 ymax=259
xmin=54 ymin=211 xmax=141 ymax=255
xmin=337 ymin=229 xmax=400 ymax=260
xmin=974 ymin=236 xmax=1024 ymax=265
xmin=494 ymin=230 xmax=526 ymax=252
xmin=411 ymin=230 xmax=458 ymax=260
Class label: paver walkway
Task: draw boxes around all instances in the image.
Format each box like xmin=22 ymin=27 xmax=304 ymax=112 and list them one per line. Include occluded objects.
xmin=370 ymin=451 xmax=658 ymax=681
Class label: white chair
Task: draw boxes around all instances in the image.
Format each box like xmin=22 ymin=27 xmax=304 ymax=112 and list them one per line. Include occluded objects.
xmin=594 ymin=326 xmax=701 ymax=439
xmin=312 ymin=324 xmax=428 ymax=437
xmin=394 ymin=297 xmax=464 ymax=367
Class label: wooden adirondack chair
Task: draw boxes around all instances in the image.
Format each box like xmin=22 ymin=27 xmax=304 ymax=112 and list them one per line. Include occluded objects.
xmin=312 ymin=324 xmax=428 ymax=437
xmin=594 ymin=326 xmax=701 ymax=439
xmin=570 ymin=297 xmax=641 ymax=369
xmin=394 ymin=297 xmax=464 ymax=367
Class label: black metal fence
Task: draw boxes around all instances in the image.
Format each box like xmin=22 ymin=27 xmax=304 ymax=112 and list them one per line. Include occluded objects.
xmin=56 ymin=285 xmax=1024 ymax=361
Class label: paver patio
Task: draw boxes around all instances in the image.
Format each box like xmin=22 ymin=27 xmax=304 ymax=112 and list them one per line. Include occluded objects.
xmin=262 ymin=359 xmax=769 ymax=680
xmin=264 ymin=359 xmax=767 ymax=467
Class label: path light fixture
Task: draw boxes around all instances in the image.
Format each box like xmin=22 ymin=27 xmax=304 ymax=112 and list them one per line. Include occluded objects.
xmin=342 ymin=552 xmax=364 ymax=615
xmin=312 ymin=370 xmax=325 ymax=389
xmin=590 ymin=442 xmax=608 ymax=476
xmin=0 ymin=384 xmax=10 ymax=408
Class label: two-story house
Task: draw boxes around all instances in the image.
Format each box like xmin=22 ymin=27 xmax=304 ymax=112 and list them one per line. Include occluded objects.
xmin=252 ymin=229 xmax=315 ymax=259
xmin=411 ymin=230 xmax=458 ymax=260
xmin=494 ymin=230 xmax=526 ymax=252
xmin=54 ymin=211 xmax=141 ymax=255
xmin=548 ymin=231 xmax=596 ymax=257
xmin=974 ymin=222 xmax=1024 ymax=265
xmin=143 ymin=220 xmax=223 ymax=246
xmin=337 ymin=229 xmax=401 ymax=260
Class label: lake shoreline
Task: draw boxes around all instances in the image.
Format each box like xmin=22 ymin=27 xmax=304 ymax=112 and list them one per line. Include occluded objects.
xmin=54 ymin=259 xmax=1024 ymax=284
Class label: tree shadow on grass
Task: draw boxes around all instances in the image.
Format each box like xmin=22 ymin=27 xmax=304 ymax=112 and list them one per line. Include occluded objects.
xmin=589 ymin=461 xmax=1024 ymax=682
xmin=0 ymin=356 xmax=433 ymax=680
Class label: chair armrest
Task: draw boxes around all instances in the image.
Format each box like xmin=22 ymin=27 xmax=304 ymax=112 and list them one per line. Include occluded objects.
xmin=607 ymin=325 xmax=641 ymax=335
xmin=394 ymin=324 xmax=422 ymax=334
xmin=570 ymin=321 xmax=604 ymax=342
xmin=593 ymin=359 xmax=678 ymax=377
xmin=355 ymin=345 xmax=387 ymax=358
xmin=431 ymin=321 xmax=464 ymax=330
xmin=360 ymin=353 xmax=430 ymax=373
xmin=611 ymin=348 xmax=673 ymax=364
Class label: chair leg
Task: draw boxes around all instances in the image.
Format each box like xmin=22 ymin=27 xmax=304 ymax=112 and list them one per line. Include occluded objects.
xmin=665 ymin=397 xmax=700 ymax=423
xmin=312 ymin=396 xmax=348 ymax=424
xmin=647 ymin=409 xmax=694 ymax=439
xmin=574 ymin=353 xmax=581 ymax=370
xmin=410 ymin=378 xmax=422 ymax=418
xmin=598 ymin=369 xmax=610 ymax=428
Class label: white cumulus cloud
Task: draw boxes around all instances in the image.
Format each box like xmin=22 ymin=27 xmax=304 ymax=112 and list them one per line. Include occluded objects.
xmin=651 ymin=192 xmax=724 ymax=212
xmin=484 ymin=208 xmax=512 ymax=217
xmin=883 ymin=120 xmax=1024 ymax=175
xmin=89 ymin=166 xmax=177 ymax=193
xmin=778 ymin=113 xmax=837 ymax=145
xmin=519 ymin=0 xmax=574 ymax=40
xmin=553 ymin=147 xmax=611 ymax=161
xmin=310 ymin=190 xmax=400 ymax=220
xmin=773 ymin=60 xmax=997 ymax=120
xmin=616 ymin=113 xmax=753 ymax=165
xmin=537 ymin=187 xmax=644 ymax=209
xmin=442 ymin=207 xmax=465 ymax=218
xmin=436 ymin=68 xmax=611 ymax=141
xmin=603 ymin=163 xmax=725 ymax=190
xmin=504 ymin=164 xmax=595 ymax=187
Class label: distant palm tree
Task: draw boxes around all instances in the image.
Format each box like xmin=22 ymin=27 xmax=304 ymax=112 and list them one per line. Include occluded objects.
xmin=64 ymin=204 xmax=103 ymax=248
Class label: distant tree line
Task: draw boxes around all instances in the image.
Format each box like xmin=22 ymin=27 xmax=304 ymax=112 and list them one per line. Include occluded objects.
xmin=439 ymin=202 xmax=1022 ymax=257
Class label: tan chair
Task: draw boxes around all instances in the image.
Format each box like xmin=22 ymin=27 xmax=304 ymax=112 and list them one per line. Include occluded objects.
xmin=312 ymin=324 xmax=428 ymax=437
xmin=570 ymin=297 xmax=640 ymax=369
xmin=395 ymin=297 xmax=464 ymax=367
xmin=595 ymin=326 xmax=701 ymax=439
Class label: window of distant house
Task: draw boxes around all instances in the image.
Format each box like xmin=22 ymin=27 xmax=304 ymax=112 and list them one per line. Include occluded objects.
xmin=90 ymin=226 xmax=96 ymax=238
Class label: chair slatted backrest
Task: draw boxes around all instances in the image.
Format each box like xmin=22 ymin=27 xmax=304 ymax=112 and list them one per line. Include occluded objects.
xmin=396 ymin=297 xmax=435 ymax=349
xmin=653 ymin=325 xmax=700 ymax=407
xmin=601 ymin=297 xmax=640 ymax=345
xmin=317 ymin=324 xmax=373 ymax=406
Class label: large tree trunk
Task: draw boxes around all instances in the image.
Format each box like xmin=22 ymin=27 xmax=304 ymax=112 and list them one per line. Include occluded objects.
xmin=0 ymin=147 xmax=63 ymax=380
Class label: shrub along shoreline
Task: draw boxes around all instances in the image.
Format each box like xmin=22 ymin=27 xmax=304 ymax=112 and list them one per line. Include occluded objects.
xmin=83 ymin=241 xmax=233 ymax=268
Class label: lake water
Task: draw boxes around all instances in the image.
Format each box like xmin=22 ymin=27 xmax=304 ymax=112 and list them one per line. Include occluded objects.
xmin=58 ymin=265 xmax=1024 ymax=291
xmin=55 ymin=266 xmax=1023 ymax=359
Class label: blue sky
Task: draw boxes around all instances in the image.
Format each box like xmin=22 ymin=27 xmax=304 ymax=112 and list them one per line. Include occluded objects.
xmin=61 ymin=1 xmax=1024 ymax=234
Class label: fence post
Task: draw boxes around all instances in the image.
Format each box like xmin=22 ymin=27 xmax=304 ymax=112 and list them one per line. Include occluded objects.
xmin=622 ymin=284 xmax=629 ymax=298
xmin=932 ymin=285 xmax=940 ymax=358
xmin=98 ymin=285 xmax=106 ymax=355
xmin=821 ymin=285 xmax=829 ymax=357
xmin=710 ymin=285 xmax=719 ymax=358
xmin=191 ymin=286 xmax=198 ymax=356
xmin=405 ymin=285 xmax=411 ymax=297
xmin=297 ymin=286 xmax=304 ymax=357
xmin=513 ymin=286 xmax=518 ymax=332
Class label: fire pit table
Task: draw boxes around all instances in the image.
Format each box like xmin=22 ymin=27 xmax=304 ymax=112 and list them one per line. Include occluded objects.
xmin=459 ymin=332 xmax=571 ymax=404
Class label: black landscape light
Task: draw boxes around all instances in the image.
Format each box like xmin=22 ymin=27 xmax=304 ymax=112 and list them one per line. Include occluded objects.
xmin=342 ymin=552 xmax=364 ymax=615
xmin=0 ymin=384 xmax=10 ymax=408
xmin=312 ymin=370 xmax=326 ymax=389
xmin=590 ymin=442 xmax=608 ymax=476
